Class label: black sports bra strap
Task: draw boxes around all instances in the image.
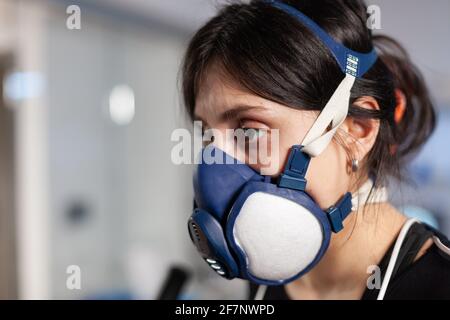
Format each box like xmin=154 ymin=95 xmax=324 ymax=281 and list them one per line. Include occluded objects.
xmin=380 ymin=222 xmax=434 ymax=283
xmin=391 ymin=223 xmax=434 ymax=277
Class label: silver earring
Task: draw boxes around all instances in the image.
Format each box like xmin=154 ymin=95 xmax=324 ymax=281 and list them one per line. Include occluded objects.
xmin=352 ymin=159 xmax=360 ymax=172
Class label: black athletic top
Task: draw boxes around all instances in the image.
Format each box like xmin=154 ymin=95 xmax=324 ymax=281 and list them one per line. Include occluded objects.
xmin=249 ymin=222 xmax=450 ymax=300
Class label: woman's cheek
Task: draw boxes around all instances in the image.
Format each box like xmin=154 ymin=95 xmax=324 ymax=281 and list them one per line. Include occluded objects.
xmin=305 ymin=142 xmax=352 ymax=209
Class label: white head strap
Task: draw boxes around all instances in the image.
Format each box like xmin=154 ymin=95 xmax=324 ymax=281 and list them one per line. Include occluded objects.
xmin=302 ymin=74 xmax=356 ymax=157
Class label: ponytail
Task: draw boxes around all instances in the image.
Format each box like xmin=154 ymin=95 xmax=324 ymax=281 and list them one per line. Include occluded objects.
xmin=373 ymin=35 xmax=436 ymax=159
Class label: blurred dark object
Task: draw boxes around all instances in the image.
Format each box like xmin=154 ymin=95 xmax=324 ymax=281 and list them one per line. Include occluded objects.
xmin=66 ymin=200 xmax=91 ymax=226
xmin=157 ymin=266 xmax=191 ymax=300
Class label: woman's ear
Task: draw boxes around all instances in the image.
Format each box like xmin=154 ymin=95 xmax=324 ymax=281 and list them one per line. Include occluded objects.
xmin=394 ymin=89 xmax=407 ymax=124
xmin=340 ymin=96 xmax=381 ymax=162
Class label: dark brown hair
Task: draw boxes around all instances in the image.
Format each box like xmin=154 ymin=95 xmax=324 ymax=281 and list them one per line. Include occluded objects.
xmin=181 ymin=0 xmax=436 ymax=186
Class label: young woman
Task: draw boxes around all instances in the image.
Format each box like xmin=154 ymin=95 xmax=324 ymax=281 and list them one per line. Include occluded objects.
xmin=182 ymin=0 xmax=450 ymax=300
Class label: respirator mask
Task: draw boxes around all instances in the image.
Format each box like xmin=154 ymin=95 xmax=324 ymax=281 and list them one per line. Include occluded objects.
xmin=187 ymin=0 xmax=383 ymax=286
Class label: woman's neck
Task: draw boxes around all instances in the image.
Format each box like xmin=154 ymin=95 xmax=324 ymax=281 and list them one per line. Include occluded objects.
xmin=285 ymin=202 xmax=407 ymax=300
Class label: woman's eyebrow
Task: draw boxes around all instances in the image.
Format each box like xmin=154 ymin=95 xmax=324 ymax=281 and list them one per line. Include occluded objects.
xmin=193 ymin=105 xmax=268 ymax=126
xmin=219 ymin=105 xmax=267 ymax=121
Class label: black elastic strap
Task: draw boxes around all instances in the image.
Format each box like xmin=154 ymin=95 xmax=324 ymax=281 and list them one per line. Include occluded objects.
xmin=393 ymin=223 xmax=434 ymax=276
xmin=362 ymin=222 xmax=434 ymax=300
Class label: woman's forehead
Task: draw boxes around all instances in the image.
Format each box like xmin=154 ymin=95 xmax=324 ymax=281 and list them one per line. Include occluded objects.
xmin=194 ymin=67 xmax=265 ymax=122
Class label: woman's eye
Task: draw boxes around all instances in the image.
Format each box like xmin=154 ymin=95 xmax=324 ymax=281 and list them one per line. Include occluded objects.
xmin=242 ymin=128 xmax=267 ymax=142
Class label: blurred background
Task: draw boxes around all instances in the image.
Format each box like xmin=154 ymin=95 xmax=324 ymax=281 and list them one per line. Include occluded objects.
xmin=0 ymin=0 xmax=449 ymax=300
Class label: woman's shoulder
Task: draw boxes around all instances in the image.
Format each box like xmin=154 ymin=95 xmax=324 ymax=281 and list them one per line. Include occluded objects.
xmin=384 ymin=230 xmax=450 ymax=300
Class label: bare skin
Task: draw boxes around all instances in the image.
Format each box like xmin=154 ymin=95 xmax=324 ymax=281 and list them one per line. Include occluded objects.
xmin=195 ymin=64 xmax=433 ymax=300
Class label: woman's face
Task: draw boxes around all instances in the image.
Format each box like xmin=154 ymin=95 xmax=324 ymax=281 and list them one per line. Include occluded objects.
xmin=194 ymin=65 xmax=356 ymax=209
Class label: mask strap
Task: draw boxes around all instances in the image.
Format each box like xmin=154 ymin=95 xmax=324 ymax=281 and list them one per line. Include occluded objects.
xmin=278 ymin=73 xmax=355 ymax=191
xmin=327 ymin=193 xmax=353 ymax=233
xmin=271 ymin=0 xmax=383 ymax=230
xmin=266 ymin=0 xmax=378 ymax=78
xmin=327 ymin=180 xmax=388 ymax=233
xmin=278 ymin=74 xmax=356 ymax=191
xmin=351 ymin=179 xmax=389 ymax=210
xmin=266 ymin=0 xmax=378 ymax=159
xmin=301 ymin=73 xmax=356 ymax=157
